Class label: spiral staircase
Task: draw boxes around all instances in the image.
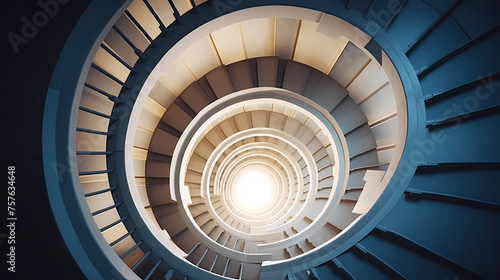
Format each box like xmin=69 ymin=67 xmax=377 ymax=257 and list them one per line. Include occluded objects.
xmin=36 ymin=0 xmax=500 ymax=279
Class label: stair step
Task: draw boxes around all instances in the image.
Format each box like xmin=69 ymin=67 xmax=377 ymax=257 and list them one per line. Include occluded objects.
xmin=205 ymin=65 xmax=235 ymax=98
xmin=227 ymin=60 xmax=254 ymax=91
xmin=330 ymin=96 xmax=368 ymax=135
xmin=179 ymin=81 xmax=215 ymax=113
xmin=257 ymin=56 xmax=279 ymax=87
xmin=147 ymin=184 xmax=174 ymax=206
xmin=328 ymin=200 xmax=359 ymax=230
xmin=283 ymin=61 xmax=312 ymax=94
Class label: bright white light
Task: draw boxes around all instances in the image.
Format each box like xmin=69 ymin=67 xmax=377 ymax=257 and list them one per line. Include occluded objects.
xmin=234 ymin=169 xmax=273 ymax=211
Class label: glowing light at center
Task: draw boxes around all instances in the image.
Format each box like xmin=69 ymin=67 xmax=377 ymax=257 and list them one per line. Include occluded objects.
xmin=234 ymin=169 xmax=274 ymax=211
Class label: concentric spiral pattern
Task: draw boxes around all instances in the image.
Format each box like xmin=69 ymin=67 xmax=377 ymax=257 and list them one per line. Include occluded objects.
xmin=118 ymin=6 xmax=406 ymax=277
xmin=41 ymin=0 xmax=500 ymax=279
xmin=46 ymin=0 xmax=489 ymax=279
xmin=168 ymin=88 xmax=349 ymax=262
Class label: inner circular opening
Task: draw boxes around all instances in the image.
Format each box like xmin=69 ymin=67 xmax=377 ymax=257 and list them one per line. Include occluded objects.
xmin=232 ymin=167 xmax=275 ymax=212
